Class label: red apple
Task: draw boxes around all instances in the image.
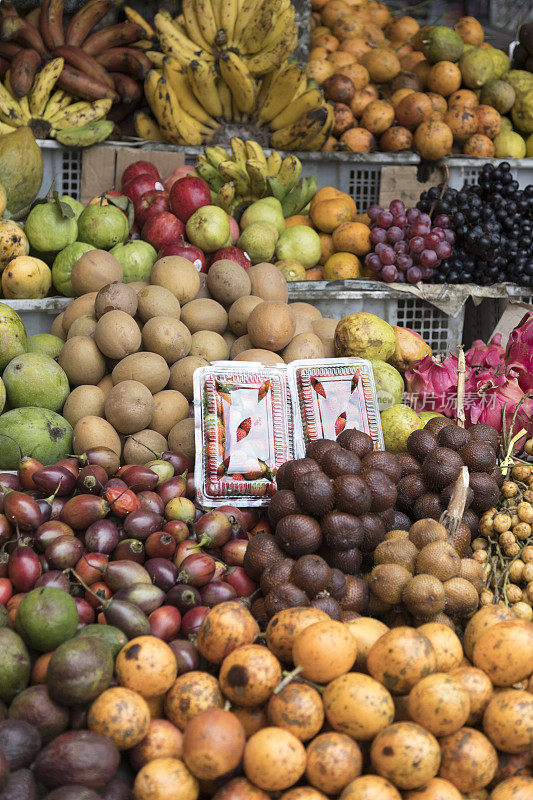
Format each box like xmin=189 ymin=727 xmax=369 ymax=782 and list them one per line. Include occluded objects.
xmin=135 ymin=189 xmax=170 ymax=228
xmin=206 ymin=246 xmax=252 ymax=271
xmin=158 ymin=237 xmax=207 ymax=273
xmin=169 ymin=176 xmax=212 ymax=223
xmin=122 ymin=160 xmax=161 ymax=188
xmin=228 ymin=215 xmax=239 ymax=244
xmin=124 ymin=174 xmax=164 ymax=206
xmin=141 ymin=212 xmax=185 ymax=251
xmin=164 ymin=165 xmax=197 ymax=192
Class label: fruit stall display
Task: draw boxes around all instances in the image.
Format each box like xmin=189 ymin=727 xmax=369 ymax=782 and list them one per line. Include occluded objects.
xmin=0 ymin=0 xmax=532 ymax=157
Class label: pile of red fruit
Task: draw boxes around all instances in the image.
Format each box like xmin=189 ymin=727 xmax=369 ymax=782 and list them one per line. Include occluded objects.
xmin=120 ymin=160 xmax=252 ymax=273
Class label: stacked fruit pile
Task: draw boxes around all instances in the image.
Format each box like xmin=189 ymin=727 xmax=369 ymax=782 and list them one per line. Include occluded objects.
xmin=0 ymin=0 xmax=154 ymax=146
xmin=1 ymin=587 xmax=533 ymax=799
xmin=417 ymin=162 xmax=533 ymax=287
xmin=310 ymin=3 xmax=532 ymax=158
xmin=141 ymin=3 xmax=333 ymax=150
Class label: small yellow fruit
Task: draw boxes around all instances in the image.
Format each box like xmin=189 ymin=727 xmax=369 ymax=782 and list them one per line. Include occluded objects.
xmin=2 ymin=255 xmax=52 ymax=299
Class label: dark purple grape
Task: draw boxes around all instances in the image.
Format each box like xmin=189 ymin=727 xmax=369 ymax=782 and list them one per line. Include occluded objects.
xmin=365 ymin=253 xmax=382 ymax=272
xmin=389 ymin=199 xmax=405 ymax=216
xmin=406 ymin=266 xmax=422 ymax=283
xmin=396 ymin=255 xmax=413 ymax=271
xmin=386 ymin=226 xmax=403 ymax=243
xmin=410 ymin=236 xmax=424 ymax=253
xmin=381 ymin=265 xmax=398 ymax=282
xmin=436 ymin=241 xmax=452 ymax=259
xmin=420 ymin=249 xmax=438 ymax=268
xmin=394 ymin=240 xmax=409 ymax=254
xmin=434 ymin=214 xmax=450 ymax=228
xmin=371 ymin=227 xmax=386 ymax=244
xmin=377 ymin=211 xmax=394 ymax=228
xmin=424 ymin=232 xmax=440 ymax=248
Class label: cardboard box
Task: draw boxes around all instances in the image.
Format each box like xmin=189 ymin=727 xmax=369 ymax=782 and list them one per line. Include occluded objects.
xmin=379 ymin=165 xmax=443 ymax=209
xmin=80 ymin=145 xmax=185 ymax=204
xmin=490 ymin=301 xmax=532 ymax=348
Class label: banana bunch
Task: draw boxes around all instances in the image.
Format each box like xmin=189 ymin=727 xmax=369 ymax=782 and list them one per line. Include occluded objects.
xmin=195 ymin=138 xmax=318 ymax=217
xmin=138 ymin=47 xmax=333 ymax=151
xmin=0 ymin=55 xmax=114 ymax=146
xmin=0 ymin=0 xmax=153 ymax=139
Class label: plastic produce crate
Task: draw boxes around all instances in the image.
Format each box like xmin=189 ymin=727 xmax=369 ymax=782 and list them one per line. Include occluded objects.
xmin=39 ymin=140 xmax=83 ymax=199
xmin=489 ymin=0 xmax=533 ymax=30
xmin=287 ymin=281 xmax=464 ymax=355
xmin=1 ymin=298 xmax=70 ymax=337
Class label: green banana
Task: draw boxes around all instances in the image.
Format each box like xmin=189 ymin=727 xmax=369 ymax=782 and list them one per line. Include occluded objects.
xmin=196 ymin=160 xmax=226 ymax=192
xmin=266 ymin=175 xmax=289 ymax=202
xmin=205 ymin=146 xmax=228 ymax=168
xmin=281 ymin=175 xmax=318 ymax=217
xmin=216 ymin=181 xmax=236 ymax=212
xmin=277 ymin=154 xmax=302 ymax=194
xmin=55 ymin=119 xmax=114 ymax=147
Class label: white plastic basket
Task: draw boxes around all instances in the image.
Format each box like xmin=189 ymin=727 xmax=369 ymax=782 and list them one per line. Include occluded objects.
xmin=287 ymin=282 xmax=464 ymax=355
xmin=38 ymin=140 xmax=83 ymax=199
xmin=1 ymin=297 xmax=70 ymax=336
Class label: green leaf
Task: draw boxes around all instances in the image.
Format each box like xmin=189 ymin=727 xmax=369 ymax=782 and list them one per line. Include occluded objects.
xmin=52 ymin=191 xmax=75 ymax=219
xmin=109 ymin=195 xmax=129 ymax=211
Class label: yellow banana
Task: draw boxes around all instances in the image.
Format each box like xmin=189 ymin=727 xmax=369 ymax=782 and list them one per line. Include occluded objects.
xmin=43 ymin=90 xmax=72 ymax=120
xmin=187 ymin=60 xmax=222 ymax=119
xmin=182 ymin=0 xmax=211 ymax=50
xmin=218 ymin=0 xmax=238 ymax=46
xmin=216 ymin=78 xmax=232 ymax=123
xmin=124 ymin=5 xmax=155 ymax=38
xmin=0 ymin=120 xmax=15 ymax=134
xmin=240 ymin=0 xmax=279 ymax=54
xmin=219 ymin=51 xmax=256 ymax=115
xmin=303 ymin=103 xmax=333 ymax=151
xmin=218 ymin=161 xmax=250 ymax=196
xmin=245 ymin=29 xmax=297 ymax=75
xmin=146 ymin=51 xmax=165 ymax=67
xmin=258 ymin=64 xmax=302 ymax=123
xmin=245 ymin=159 xmax=267 ymax=197
xmin=18 ymin=95 xmax=30 ymax=124
xmin=49 ymin=98 xmax=113 ymax=131
xmin=232 ymin=0 xmax=263 ymax=47
xmin=245 ymin=141 xmax=267 ymax=169
xmin=3 ymin=71 xmax=15 ymax=100
xmin=270 ymin=104 xmax=330 ymax=150
xmin=230 ymin=137 xmax=247 ymax=167
xmin=29 ymin=57 xmax=64 ymax=117
xmin=266 ymin=150 xmax=282 ymax=176
xmin=262 ymin=5 xmax=295 ymax=51
xmin=0 ymin=84 xmax=25 ymax=127
xmin=193 ymin=0 xmax=218 ymax=46
xmin=270 ymin=88 xmax=324 ymax=130
xmin=216 ymin=181 xmax=235 ymax=213
xmin=150 ymin=72 xmax=203 ymax=145
xmin=134 ymin=110 xmax=163 ymax=141
xmin=163 ymin=57 xmax=218 ymax=128
xmin=154 ymin=13 xmax=206 ymax=63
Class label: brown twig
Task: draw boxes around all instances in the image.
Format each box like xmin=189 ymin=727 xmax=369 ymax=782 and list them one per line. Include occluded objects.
xmin=456 ymin=346 xmax=466 ymax=428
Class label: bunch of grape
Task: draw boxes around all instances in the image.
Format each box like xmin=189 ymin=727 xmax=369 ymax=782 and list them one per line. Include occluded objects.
xmin=364 ymin=199 xmax=454 ymax=284
xmin=417 ymin=162 xmax=533 ymax=287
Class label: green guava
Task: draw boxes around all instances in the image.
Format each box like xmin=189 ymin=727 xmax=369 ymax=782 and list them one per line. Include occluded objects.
xmin=0 ymin=302 xmax=26 ymax=370
xmin=371 ymin=360 xmax=405 ymax=411
xmin=275 ymin=226 xmax=321 ymax=268
xmin=59 ymin=196 xmax=85 ymax=220
xmin=380 ymin=404 xmax=424 ymax=453
xmin=24 ymin=201 xmax=78 ymax=254
xmin=77 ymin=204 xmax=129 ymax=250
xmin=3 ymin=353 xmax=69 ymax=412
xmin=25 ymin=334 xmax=64 ymax=359
xmin=241 ymin=198 xmax=285 ymax=235
xmin=110 ymin=240 xmax=158 ymax=283
xmin=0 ymin=407 xmax=72 ymax=468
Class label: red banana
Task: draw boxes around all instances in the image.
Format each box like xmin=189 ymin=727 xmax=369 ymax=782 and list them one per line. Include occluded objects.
xmin=0 ymin=57 xmax=9 ymax=79
xmin=57 ymin=64 xmax=117 ymax=102
xmin=82 ymin=22 xmax=144 ymax=57
xmin=25 ymin=10 xmax=42 ymax=29
xmin=9 ymin=48 xmax=41 ymax=98
xmin=65 ymin=0 xmax=112 ymax=48
xmin=39 ymin=0 xmax=64 ymax=51
xmin=96 ymin=47 xmax=151 ymax=79
xmin=0 ymin=42 xmax=22 ymax=60
xmin=0 ymin=17 xmax=48 ymax=57
xmin=111 ymin=72 xmax=142 ymax=104
xmin=54 ymin=44 xmax=115 ymax=90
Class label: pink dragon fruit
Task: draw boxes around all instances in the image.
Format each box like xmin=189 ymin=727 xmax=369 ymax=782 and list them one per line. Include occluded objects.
xmin=465 ymin=333 xmax=505 ymax=370
xmin=464 ymin=367 xmax=533 ymax=445
xmin=404 ymin=354 xmax=461 ymax=415
xmin=505 ymin=311 xmax=533 ymax=395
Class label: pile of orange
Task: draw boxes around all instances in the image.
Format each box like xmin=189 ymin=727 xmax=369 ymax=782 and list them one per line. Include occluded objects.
xmin=285 ymin=187 xmax=372 ymax=280
xmin=308 ymin=1 xmax=507 ymax=158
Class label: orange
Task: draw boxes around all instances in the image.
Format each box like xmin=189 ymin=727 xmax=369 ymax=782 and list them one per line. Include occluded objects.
xmin=285 ymin=215 xmax=314 ymax=228
xmin=310 ymin=188 xmax=357 ymax=233
xmin=355 ymin=212 xmax=371 ymax=226
xmin=331 ymin=221 xmax=371 ymax=256
xmin=341 ymin=37 xmax=371 ymax=59
xmin=311 ymin=33 xmax=339 ymax=52
xmin=306 ymin=60 xmax=335 ymax=85
xmin=319 ymin=232 xmax=335 ymax=264
xmin=340 ymin=127 xmax=375 ymax=152
xmin=328 ymin=51 xmax=356 ymax=70
xmin=323 ymin=252 xmax=362 ymax=280
xmin=308 ymin=46 xmax=329 ymax=60
xmin=306 ymin=267 xmax=324 ymax=281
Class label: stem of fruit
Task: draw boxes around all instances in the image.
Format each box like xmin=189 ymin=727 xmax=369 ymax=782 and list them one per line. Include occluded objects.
xmin=69 ymin=568 xmax=111 ymax=609
xmin=273 ymin=666 xmax=325 ymax=695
